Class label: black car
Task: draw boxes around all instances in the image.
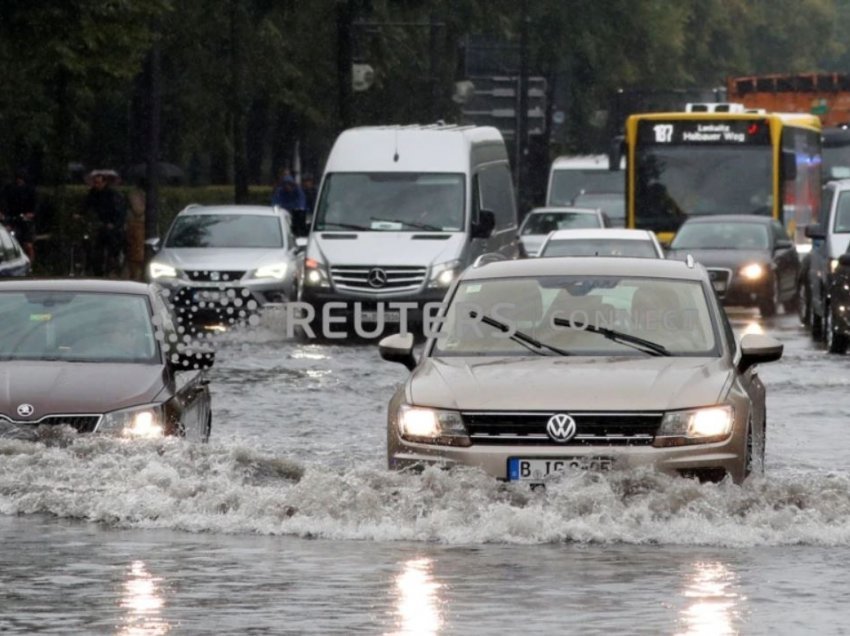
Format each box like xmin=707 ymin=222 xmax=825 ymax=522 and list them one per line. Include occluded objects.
xmin=824 ymin=251 xmax=850 ymax=353
xmin=666 ymin=215 xmax=799 ymax=317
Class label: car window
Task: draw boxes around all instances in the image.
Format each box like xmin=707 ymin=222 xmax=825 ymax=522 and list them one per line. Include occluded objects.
xmin=166 ymin=214 xmax=284 ymax=248
xmin=0 ymin=228 xmax=16 ymax=261
xmin=478 ymin=163 xmax=516 ymax=229
xmin=540 ymin=238 xmax=658 ymax=258
xmin=434 ymin=276 xmax=717 ymax=357
xmin=772 ymin=221 xmax=788 ymax=244
xmin=521 ymin=212 xmax=601 ymax=235
xmin=834 ymin=192 xmax=850 ymax=233
xmin=671 ymin=222 xmax=770 ymax=250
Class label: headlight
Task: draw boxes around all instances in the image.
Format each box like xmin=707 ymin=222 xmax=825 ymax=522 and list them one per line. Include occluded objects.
xmin=303 ymin=258 xmax=329 ymax=287
xmin=397 ymin=405 xmax=469 ymax=446
xmin=831 ymin=258 xmax=839 ymax=273
xmin=428 ymin=260 xmax=462 ymax=288
xmin=97 ymin=404 xmax=165 ymax=439
xmin=149 ymin=263 xmax=177 ymax=280
xmin=251 ymin=262 xmax=288 ymax=280
xmin=655 ymin=405 xmax=734 ymax=446
xmin=740 ymin=263 xmax=765 ymax=280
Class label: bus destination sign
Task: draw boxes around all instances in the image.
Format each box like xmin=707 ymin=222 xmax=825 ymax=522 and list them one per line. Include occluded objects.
xmin=638 ymin=119 xmax=771 ymax=146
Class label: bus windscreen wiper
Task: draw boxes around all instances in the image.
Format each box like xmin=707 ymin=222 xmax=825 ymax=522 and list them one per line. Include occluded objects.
xmin=552 ymin=317 xmax=671 ymax=356
xmin=370 ymin=217 xmax=443 ymax=231
xmin=470 ymin=311 xmax=571 ymax=356
xmin=320 ymin=222 xmax=370 ymax=231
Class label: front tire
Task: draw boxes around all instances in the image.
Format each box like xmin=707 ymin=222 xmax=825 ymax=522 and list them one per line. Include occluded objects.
xmin=826 ymin=304 xmax=849 ymax=354
xmin=798 ymin=280 xmax=811 ymax=327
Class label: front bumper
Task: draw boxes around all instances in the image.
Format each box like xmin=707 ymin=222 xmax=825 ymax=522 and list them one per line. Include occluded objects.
xmin=300 ymin=285 xmax=448 ymax=323
xmin=157 ymin=278 xmax=296 ymax=314
xmin=716 ymin=274 xmax=773 ymax=308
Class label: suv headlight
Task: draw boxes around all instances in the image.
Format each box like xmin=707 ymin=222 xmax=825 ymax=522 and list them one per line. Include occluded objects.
xmin=97 ymin=404 xmax=165 ymax=439
xmin=149 ymin=263 xmax=177 ymax=280
xmin=654 ymin=405 xmax=734 ymax=446
xmin=428 ymin=260 xmax=462 ymax=288
xmin=251 ymin=262 xmax=288 ymax=280
xmin=397 ymin=405 xmax=469 ymax=446
xmin=303 ymin=258 xmax=330 ymax=288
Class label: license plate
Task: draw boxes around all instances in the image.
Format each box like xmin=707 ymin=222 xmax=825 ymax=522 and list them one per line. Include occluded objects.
xmin=507 ymin=457 xmax=613 ymax=482
xmin=360 ymin=310 xmax=401 ymax=323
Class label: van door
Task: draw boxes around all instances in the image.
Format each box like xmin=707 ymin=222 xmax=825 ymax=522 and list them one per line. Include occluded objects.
xmin=476 ymin=162 xmax=520 ymax=259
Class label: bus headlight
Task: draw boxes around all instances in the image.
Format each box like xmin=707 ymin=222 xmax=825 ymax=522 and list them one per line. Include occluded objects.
xmin=740 ymin=263 xmax=765 ymax=280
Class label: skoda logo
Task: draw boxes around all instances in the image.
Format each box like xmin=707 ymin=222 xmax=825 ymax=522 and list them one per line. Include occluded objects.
xmin=16 ymin=403 xmax=35 ymax=418
xmin=367 ymin=268 xmax=388 ymax=288
xmin=546 ymin=413 xmax=576 ymax=443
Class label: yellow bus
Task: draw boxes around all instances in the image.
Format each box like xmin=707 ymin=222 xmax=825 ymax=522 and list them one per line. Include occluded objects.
xmin=625 ymin=107 xmax=822 ymax=247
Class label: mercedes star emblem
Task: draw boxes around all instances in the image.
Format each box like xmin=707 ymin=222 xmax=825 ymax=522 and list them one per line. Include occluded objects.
xmin=546 ymin=413 xmax=577 ymax=443
xmin=16 ymin=403 xmax=35 ymax=418
xmin=367 ymin=268 xmax=388 ymax=288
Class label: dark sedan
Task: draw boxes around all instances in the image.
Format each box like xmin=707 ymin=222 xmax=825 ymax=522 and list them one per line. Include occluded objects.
xmin=0 ymin=279 xmax=213 ymax=441
xmin=666 ymin=216 xmax=799 ymax=317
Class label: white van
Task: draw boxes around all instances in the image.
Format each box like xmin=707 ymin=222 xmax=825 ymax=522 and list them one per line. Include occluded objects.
xmin=300 ymin=124 xmax=519 ymax=325
xmin=546 ymin=154 xmax=624 ymax=207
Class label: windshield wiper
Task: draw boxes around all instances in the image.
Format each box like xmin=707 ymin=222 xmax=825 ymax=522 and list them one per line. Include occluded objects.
xmin=319 ymin=222 xmax=370 ymax=231
xmin=370 ymin=216 xmax=443 ymax=232
xmin=470 ymin=311 xmax=571 ymax=357
xmin=552 ymin=317 xmax=671 ymax=357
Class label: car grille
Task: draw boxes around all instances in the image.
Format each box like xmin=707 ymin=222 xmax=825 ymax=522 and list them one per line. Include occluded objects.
xmin=185 ymin=270 xmax=246 ymax=282
xmin=0 ymin=414 xmax=101 ymax=433
xmin=461 ymin=411 xmax=662 ymax=445
xmin=330 ymin=265 xmax=427 ymax=294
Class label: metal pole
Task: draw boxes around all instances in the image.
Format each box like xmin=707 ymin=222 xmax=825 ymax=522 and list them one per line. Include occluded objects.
xmin=144 ymin=36 xmax=161 ymax=264
xmin=337 ymin=0 xmax=353 ymax=130
xmin=516 ymin=0 xmax=529 ymax=203
xmin=429 ymin=13 xmax=440 ymax=121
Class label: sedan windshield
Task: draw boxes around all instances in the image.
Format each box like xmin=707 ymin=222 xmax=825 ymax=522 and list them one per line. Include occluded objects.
xmin=166 ymin=214 xmax=283 ymax=248
xmin=671 ymin=222 xmax=770 ymax=250
xmin=433 ymin=276 xmax=717 ymax=357
xmin=521 ymin=211 xmax=601 ymax=235
xmin=541 ymin=239 xmax=658 ymax=258
xmin=0 ymin=292 xmax=158 ymax=363
xmin=314 ymin=173 xmax=465 ymax=232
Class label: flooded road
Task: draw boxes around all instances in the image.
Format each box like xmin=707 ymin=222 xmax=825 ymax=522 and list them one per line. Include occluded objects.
xmin=2 ymin=310 xmax=850 ymax=633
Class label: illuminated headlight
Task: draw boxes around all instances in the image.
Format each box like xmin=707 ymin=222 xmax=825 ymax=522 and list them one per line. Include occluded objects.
xmin=149 ymin=262 xmax=177 ymax=280
xmin=740 ymin=263 xmax=765 ymax=280
xmin=831 ymin=259 xmax=839 ymax=273
xmin=655 ymin=405 xmax=734 ymax=446
xmin=252 ymin=262 xmax=288 ymax=280
xmin=428 ymin=260 xmax=462 ymax=288
xmin=97 ymin=404 xmax=165 ymax=439
xmin=397 ymin=405 xmax=469 ymax=445
xmin=303 ymin=258 xmax=329 ymax=287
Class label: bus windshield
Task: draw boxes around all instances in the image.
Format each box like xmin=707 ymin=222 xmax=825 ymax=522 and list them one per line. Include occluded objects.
xmin=635 ymin=146 xmax=772 ymax=233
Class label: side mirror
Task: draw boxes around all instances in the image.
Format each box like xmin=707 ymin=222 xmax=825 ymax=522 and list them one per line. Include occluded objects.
xmin=804 ymin=223 xmax=826 ymax=240
xmin=781 ymin=150 xmax=797 ymax=182
xmin=171 ymin=349 xmax=215 ymax=371
xmin=838 ymin=253 xmax=850 ymax=268
xmin=378 ymin=333 xmax=416 ymax=371
xmin=295 ymin=237 xmax=308 ymax=253
xmin=737 ymin=333 xmax=783 ymax=373
xmin=145 ymin=237 xmax=162 ymax=253
xmin=471 ymin=209 xmax=496 ymax=239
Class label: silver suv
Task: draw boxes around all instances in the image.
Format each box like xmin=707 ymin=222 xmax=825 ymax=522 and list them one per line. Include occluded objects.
xmin=379 ymin=256 xmax=783 ymax=484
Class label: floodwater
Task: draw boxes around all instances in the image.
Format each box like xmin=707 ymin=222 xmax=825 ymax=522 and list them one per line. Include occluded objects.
xmin=2 ymin=311 xmax=850 ymax=634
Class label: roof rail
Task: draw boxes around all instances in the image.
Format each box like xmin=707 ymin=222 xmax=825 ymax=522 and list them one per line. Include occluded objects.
xmin=472 ymin=253 xmax=508 ymax=268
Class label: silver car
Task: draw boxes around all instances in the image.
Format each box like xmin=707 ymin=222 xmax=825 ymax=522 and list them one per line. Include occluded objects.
xmin=518 ymin=207 xmax=607 ymax=257
xmin=379 ymin=256 xmax=783 ymax=484
xmin=148 ymin=205 xmax=300 ymax=324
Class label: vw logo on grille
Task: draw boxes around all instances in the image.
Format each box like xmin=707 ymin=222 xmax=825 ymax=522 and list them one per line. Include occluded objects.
xmin=367 ymin=268 xmax=388 ymax=288
xmin=16 ymin=403 xmax=35 ymax=418
xmin=546 ymin=413 xmax=576 ymax=443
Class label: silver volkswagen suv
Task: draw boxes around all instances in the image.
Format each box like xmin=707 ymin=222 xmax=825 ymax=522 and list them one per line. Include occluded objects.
xmin=378 ymin=256 xmax=783 ymax=484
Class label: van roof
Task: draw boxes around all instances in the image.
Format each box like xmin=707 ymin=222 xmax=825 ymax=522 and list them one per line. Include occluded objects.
xmin=550 ymin=155 xmax=612 ymax=170
xmin=324 ymin=125 xmax=507 ymax=173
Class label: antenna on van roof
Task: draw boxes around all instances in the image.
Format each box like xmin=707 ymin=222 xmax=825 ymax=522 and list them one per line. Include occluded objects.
xmin=393 ymin=129 xmax=400 ymax=162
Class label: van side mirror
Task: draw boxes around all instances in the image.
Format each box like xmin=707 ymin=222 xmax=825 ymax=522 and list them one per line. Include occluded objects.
xmin=295 ymin=237 xmax=308 ymax=253
xmin=737 ymin=333 xmax=783 ymax=373
xmin=838 ymin=253 xmax=850 ymax=268
xmin=781 ymin=150 xmax=797 ymax=182
xmin=472 ymin=209 xmax=495 ymax=239
xmin=804 ymin=223 xmax=826 ymax=240
xmin=378 ymin=333 xmax=416 ymax=370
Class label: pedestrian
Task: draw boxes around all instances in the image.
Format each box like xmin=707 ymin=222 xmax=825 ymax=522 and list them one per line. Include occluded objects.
xmin=82 ymin=171 xmax=127 ymax=277
xmin=271 ymin=170 xmax=306 ymax=211
xmin=1 ymin=170 xmax=37 ymax=263
xmin=125 ymin=182 xmax=146 ymax=281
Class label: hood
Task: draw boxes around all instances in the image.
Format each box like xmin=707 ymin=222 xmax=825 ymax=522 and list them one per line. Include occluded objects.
xmin=666 ymin=248 xmax=771 ymax=270
xmin=0 ymin=362 xmax=166 ymax=420
xmin=409 ymin=356 xmax=731 ymax=411
xmin=310 ymin=232 xmax=466 ymax=267
xmin=154 ymin=248 xmax=290 ymax=273
xmin=829 ymin=233 xmax=850 ymax=258
xmin=520 ymin=235 xmax=545 ymax=256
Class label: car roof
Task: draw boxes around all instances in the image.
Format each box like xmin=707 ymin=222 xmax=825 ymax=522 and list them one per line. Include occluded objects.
xmin=527 ymin=207 xmax=600 ymax=215
xmin=178 ymin=204 xmax=284 ymax=217
xmin=680 ymin=215 xmax=774 ymax=225
xmin=0 ymin=278 xmax=152 ymax=295
xmin=825 ymin=178 xmax=850 ymax=190
xmin=546 ymin=229 xmax=651 ymax=241
xmin=463 ymin=257 xmax=705 ymax=282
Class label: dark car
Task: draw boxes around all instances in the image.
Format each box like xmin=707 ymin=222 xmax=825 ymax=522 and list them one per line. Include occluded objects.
xmin=666 ymin=216 xmax=799 ymax=317
xmin=0 ymin=224 xmax=31 ymax=277
xmin=0 ymin=279 xmax=213 ymax=441
xmin=823 ymin=251 xmax=850 ymax=353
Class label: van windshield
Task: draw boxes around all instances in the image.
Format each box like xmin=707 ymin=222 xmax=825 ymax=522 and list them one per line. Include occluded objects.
xmin=314 ymin=173 xmax=465 ymax=232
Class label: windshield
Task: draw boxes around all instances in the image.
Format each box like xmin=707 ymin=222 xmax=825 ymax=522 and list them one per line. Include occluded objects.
xmin=314 ymin=173 xmax=465 ymax=232
xmin=834 ymin=192 xmax=850 ymax=233
xmin=166 ymin=214 xmax=283 ymax=248
xmin=635 ymin=146 xmax=772 ymax=233
xmin=433 ymin=276 xmax=717 ymax=357
xmin=823 ymin=145 xmax=850 ymax=181
xmin=521 ymin=211 xmax=601 ymax=235
xmin=671 ymin=222 xmax=770 ymax=250
xmin=541 ymin=238 xmax=657 ymax=258
xmin=571 ymin=193 xmax=625 ymax=224
xmin=549 ymin=169 xmax=623 ymax=206
xmin=0 ymin=292 xmax=158 ymax=363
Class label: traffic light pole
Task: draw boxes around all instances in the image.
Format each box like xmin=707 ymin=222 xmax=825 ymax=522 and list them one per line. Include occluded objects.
xmin=515 ymin=0 xmax=529 ymax=206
